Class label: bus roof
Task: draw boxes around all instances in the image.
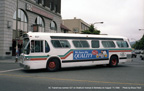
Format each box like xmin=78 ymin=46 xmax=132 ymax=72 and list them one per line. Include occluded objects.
xmin=27 ymin=32 xmax=127 ymax=40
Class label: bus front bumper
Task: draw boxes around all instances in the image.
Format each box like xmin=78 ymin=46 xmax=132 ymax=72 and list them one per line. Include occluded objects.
xmin=20 ymin=63 xmax=30 ymax=70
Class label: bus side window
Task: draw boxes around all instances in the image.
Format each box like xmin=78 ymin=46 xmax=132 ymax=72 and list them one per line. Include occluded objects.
xmin=73 ymin=41 xmax=82 ymax=48
xmin=116 ymin=41 xmax=129 ymax=48
xmin=116 ymin=41 xmax=122 ymax=47
xmin=51 ymin=40 xmax=62 ymax=48
xmin=51 ymin=40 xmax=70 ymax=48
xmin=72 ymin=40 xmax=89 ymax=48
xmin=91 ymin=40 xmax=99 ymax=48
xmin=102 ymin=41 xmax=115 ymax=48
xmin=123 ymin=41 xmax=129 ymax=47
xmin=59 ymin=40 xmax=70 ymax=48
xmin=45 ymin=41 xmax=50 ymax=52
xmin=80 ymin=41 xmax=89 ymax=47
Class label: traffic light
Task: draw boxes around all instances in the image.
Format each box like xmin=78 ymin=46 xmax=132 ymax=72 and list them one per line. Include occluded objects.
xmin=19 ymin=30 xmax=23 ymax=37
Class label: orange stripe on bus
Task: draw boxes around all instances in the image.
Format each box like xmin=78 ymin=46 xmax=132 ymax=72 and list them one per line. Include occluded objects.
xmin=30 ymin=58 xmax=47 ymax=61
xmin=61 ymin=51 xmax=73 ymax=59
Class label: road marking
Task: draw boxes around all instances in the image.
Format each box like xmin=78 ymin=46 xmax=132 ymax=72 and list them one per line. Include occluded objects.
xmin=0 ymin=73 xmax=144 ymax=86
xmin=0 ymin=68 xmax=23 ymax=73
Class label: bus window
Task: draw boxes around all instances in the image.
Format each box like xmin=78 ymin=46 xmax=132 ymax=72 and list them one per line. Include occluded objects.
xmin=91 ymin=40 xmax=99 ymax=48
xmin=102 ymin=41 xmax=115 ymax=48
xmin=31 ymin=40 xmax=43 ymax=53
xmin=51 ymin=40 xmax=62 ymax=48
xmin=59 ymin=40 xmax=70 ymax=48
xmin=73 ymin=41 xmax=82 ymax=48
xmin=73 ymin=40 xmax=89 ymax=48
xmin=80 ymin=41 xmax=89 ymax=47
xmin=51 ymin=40 xmax=70 ymax=48
xmin=116 ymin=41 xmax=129 ymax=48
xmin=45 ymin=41 xmax=50 ymax=52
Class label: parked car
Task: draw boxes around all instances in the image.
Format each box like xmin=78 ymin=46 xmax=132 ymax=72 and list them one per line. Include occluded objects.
xmin=132 ymin=51 xmax=137 ymax=58
xmin=140 ymin=51 xmax=144 ymax=60
xmin=135 ymin=50 xmax=141 ymax=54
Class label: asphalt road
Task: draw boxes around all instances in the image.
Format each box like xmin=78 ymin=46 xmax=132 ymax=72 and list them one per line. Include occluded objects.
xmin=0 ymin=56 xmax=144 ymax=91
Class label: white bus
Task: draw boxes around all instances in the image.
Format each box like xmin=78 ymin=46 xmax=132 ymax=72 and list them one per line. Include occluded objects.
xmin=19 ymin=32 xmax=132 ymax=71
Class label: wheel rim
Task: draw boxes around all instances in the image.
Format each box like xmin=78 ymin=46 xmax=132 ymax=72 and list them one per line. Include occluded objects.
xmin=49 ymin=62 xmax=56 ymax=69
xmin=112 ymin=59 xmax=117 ymax=66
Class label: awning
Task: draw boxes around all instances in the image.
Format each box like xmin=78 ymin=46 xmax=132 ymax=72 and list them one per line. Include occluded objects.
xmin=61 ymin=24 xmax=71 ymax=31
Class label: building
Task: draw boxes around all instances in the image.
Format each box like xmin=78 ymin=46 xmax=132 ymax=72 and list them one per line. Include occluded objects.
xmin=0 ymin=0 xmax=67 ymax=59
xmin=61 ymin=24 xmax=71 ymax=33
xmin=62 ymin=17 xmax=90 ymax=34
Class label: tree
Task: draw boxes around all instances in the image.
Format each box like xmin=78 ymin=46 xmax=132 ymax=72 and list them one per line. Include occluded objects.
xmin=132 ymin=35 xmax=144 ymax=49
xmin=81 ymin=24 xmax=100 ymax=35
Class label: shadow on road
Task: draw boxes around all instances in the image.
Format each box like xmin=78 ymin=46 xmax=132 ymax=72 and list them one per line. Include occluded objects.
xmin=22 ymin=64 xmax=130 ymax=73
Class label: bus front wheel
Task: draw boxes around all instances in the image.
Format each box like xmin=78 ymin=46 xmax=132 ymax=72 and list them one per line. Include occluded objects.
xmin=47 ymin=58 xmax=60 ymax=72
xmin=109 ymin=56 xmax=118 ymax=67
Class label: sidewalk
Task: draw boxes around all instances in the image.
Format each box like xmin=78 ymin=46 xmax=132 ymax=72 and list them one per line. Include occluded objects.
xmin=0 ymin=57 xmax=16 ymax=63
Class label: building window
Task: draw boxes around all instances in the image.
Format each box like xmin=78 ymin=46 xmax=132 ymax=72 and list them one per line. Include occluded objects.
xmin=13 ymin=9 xmax=28 ymax=32
xmin=41 ymin=0 xmax=44 ymax=5
xmin=54 ymin=5 xmax=57 ymax=13
xmin=81 ymin=23 xmax=89 ymax=31
xmin=49 ymin=2 xmax=53 ymax=11
xmin=34 ymin=0 xmax=39 ymax=4
xmin=50 ymin=21 xmax=57 ymax=31
xmin=34 ymin=16 xmax=45 ymax=32
xmin=73 ymin=28 xmax=79 ymax=33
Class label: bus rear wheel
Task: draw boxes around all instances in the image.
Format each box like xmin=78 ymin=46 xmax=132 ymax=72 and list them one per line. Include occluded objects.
xmin=109 ymin=56 xmax=118 ymax=67
xmin=47 ymin=58 xmax=60 ymax=72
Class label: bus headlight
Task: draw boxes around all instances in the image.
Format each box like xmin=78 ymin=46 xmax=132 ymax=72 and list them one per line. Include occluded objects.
xmin=25 ymin=57 xmax=29 ymax=61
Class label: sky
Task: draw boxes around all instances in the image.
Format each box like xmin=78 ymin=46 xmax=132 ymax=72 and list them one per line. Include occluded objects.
xmin=61 ymin=0 xmax=144 ymax=42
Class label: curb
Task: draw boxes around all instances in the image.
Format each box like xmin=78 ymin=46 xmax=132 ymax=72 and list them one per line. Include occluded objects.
xmin=0 ymin=59 xmax=16 ymax=64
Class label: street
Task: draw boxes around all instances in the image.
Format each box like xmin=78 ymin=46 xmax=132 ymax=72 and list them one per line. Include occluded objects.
xmin=0 ymin=56 xmax=144 ymax=91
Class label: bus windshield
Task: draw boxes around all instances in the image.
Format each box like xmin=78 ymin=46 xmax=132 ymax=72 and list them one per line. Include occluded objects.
xmin=23 ymin=38 xmax=30 ymax=54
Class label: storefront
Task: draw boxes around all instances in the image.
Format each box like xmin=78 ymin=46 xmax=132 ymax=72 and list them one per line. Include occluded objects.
xmin=0 ymin=0 xmax=62 ymax=59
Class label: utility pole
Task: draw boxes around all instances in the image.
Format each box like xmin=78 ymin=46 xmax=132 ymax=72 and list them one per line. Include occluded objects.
xmin=15 ymin=0 xmax=19 ymax=62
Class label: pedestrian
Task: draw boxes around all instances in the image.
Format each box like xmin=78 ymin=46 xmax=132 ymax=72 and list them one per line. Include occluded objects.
xmin=15 ymin=46 xmax=19 ymax=63
xmin=18 ymin=42 xmax=22 ymax=56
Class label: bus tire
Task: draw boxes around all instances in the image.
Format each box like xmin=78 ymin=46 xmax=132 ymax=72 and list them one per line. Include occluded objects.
xmin=109 ymin=56 xmax=118 ymax=67
xmin=47 ymin=58 xmax=60 ymax=72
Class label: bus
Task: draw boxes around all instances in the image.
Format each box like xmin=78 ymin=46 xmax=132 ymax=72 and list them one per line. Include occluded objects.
xmin=19 ymin=32 xmax=132 ymax=71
